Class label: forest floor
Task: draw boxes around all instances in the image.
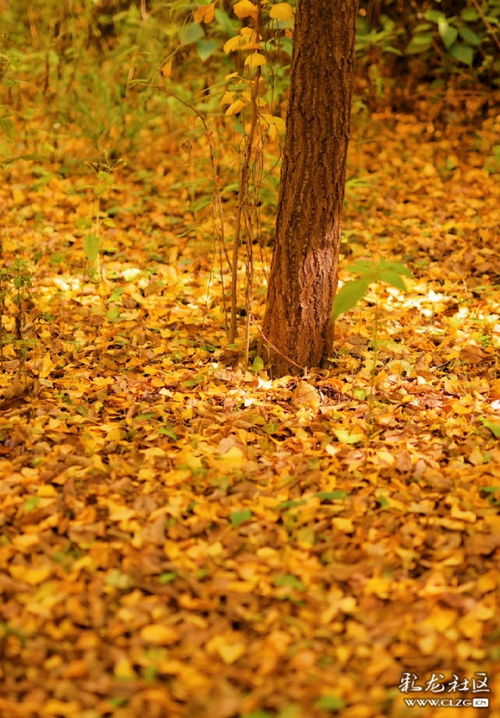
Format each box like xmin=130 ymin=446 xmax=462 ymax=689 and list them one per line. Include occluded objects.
xmin=0 ymin=95 xmax=499 ymax=718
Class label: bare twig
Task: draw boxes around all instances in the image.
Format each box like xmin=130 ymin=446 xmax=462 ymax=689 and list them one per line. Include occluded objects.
xmin=229 ymin=0 xmax=263 ymax=343
xmin=160 ymin=87 xmax=230 ymax=331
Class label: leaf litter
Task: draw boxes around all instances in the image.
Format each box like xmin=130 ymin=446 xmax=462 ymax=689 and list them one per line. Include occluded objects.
xmin=0 ymin=98 xmax=499 ymax=718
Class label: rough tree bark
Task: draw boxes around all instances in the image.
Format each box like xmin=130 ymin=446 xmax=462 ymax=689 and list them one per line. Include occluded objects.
xmin=260 ymin=0 xmax=358 ymax=376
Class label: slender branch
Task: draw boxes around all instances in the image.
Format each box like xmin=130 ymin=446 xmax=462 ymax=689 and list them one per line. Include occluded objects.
xmin=229 ymin=0 xmax=263 ymax=343
xmin=471 ymin=0 xmax=500 ymax=50
xmin=160 ymin=87 xmax=230 ymax=330
xmin=250 ymin=312 xmax=305 ymax=372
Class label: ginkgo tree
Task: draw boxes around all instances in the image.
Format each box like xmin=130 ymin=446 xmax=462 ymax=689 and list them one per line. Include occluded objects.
xmin=260 ymin=0 xmax=359 ymax=376
xmin=188 ymin=0 xmax=359 ymax=375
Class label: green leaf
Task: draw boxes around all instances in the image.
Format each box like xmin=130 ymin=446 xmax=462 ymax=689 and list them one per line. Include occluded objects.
xmin=49 ymin=251 xmax=66 ymax=266
xmin=461 ymin=8 xmax=479 ymax=21
xmin=108 ymin=287 xmax=124 ymax=303
xmin=448 ymin=42 xmax=474 ymax=65
xmin=275 ymin=499 xmax=307 ymax=510
xmin=0 ymin=118 xmax=15 ymax=138
xmin=424 ymin=10 xmax=445 ymax=23
xmin=278 ymin=706 xmax=301 ymax=718
xmin=273 ymin=574 xmax=305 ymax=591
xmin=384 ymin=46 xmax=403 ymax=56
xmin=280 ymin=37 xmax=293 ymax=56
xmin=332 ymin=279 xmax=370 ymax=320
xmin=334 ymin=428 xmax=363 ymax=444
xmin=195 ymin=39 xmax=220 ymax=61
xmin=22 ymin=496 xmax=41 ymax=513
xmin=315 ymin=491 xmax=349 ymax=500
xmin=230 ymin=509 xmax=252 ymax=527
xmin=214 ymin=8 xmax=238 ymax=35
xmin=353 ymin=387 xmax=367 ymax=400
xmin=84 ymin=233 xmax=99 ymax=263
xmin=438 ymin=19 xmax=458 ymax=49
xmin=135 ymin=412 xmax=156 ymax=420
xmin=406 ymin=34 xmax=433 ymax=54
xmin=108 ymin=697 xmax=129 ymax=707
xmin=180 ymin=22 xmax=205 ymax=46
xmin=413 ymin=22 xmax=432 ymax=33
xmin=296 ymin=527 xmax=315 ymax=546
xmin=105 ymin=306 xmax=121 ymax=322
xmin=159 ymin=423 xmax=178 ymax=440
xmin=251 ymin=355 xmax=264 ymax=373
xmin=379 ymin=269 xmax=408 ymax=291
xmin=143 ymin=666 xmax=158 ymax=681
xmin=479 ymin=486 xmax=500 ymax=506
xmin=378 ymin=261 xmax=412 ymax=277
xmin=314 ymin=695 xmax=346 ymax=712
xmin=346 ymin=260 xmax=375 ymax=274
xmin=105 ymin=570 xmax=132 ymax=589
xmin=263 ymin=421 xmax=279 ymax=434
xmin=158 ymin=572 xmax=177 ymax=584
xmin=1 ymin=153 xmax=45 ymax=166
xmin=480 ymin=418 xmax=500 ymax=438
xmin=459 ymin=26 xmax=481 ymax=46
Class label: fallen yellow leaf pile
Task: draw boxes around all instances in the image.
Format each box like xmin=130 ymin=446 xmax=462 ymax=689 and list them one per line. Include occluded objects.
xmin=0 ymin=92 xmax=498 ymax=718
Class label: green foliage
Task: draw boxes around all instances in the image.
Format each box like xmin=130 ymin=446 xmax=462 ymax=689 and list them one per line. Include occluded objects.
xmin=314 ymin=695 xmax=346 ymax=712
xmin=0 ymin=258 xmax=34 ymax=366
xmin=230 ymin=509 xmax=253 ymax=527
xmin=479 ymin=418 xmax=500 ymax=437
xmin=405 ymin=3 xmax=499 ymax=72
xmin=84 ymin=233 xmax=100 ymax=264
xmin=251 ymin=355 xmax=265 ymax=372
xmin=273 ymin=574 xmax=305 ymax=591
xmin=315 ymin=491 xmax=349 ymax=500
xmin=332 ymin=260 xmax=411 ymax=321
xmin=158 ymin=571 xmax=178 ymax=583
xmin=356 ymin=14 xmax=403 ymax=56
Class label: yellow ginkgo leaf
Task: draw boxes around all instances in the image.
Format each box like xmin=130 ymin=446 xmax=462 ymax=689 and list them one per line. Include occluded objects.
xmin=161 ymin=59 xmax=172 ymax=78
xmin=245 ymin=52 xmax=266 ymax=68
xmin=193 ymin=5 xmax=204 ymax=22
xmin=269 ymin=2 xmax=293 ymax=20
xmin=218 ymin=641 xmax=246 ymax=664
xmin=140 ymin=624 xmax=179 ymax=645
xmin=332 ymin=517 xmax=354 ymax=533
xmin=39 ymin=352 xmax=53 ymax=379
xmin=225 ymin=99 xmax=246 ymax=116
xmin=108 ymin=503 xmax=136 ymax=522
xmin=220 ymin=91 xmax=234 ymax=106
xmin=194 ymin=2 xmax=215 ymax=23
xmin=10 ymin=565 xmax=52 ymax=585
xmin=217 ymin=445 xmax=245 ymax=467
xmin=240 ymin=26 xmax=260 ymax=48
xmin=223 ymin=35 xmax=242 ymax=54
xmin=114 ymin=657 xmax=135 ymax=679
xmin=261 ymin=113 xmax=286 ymax=132
xmin=206 ymin=635 xmax=246 ymax=664
xmin=233 ymin=0 xmax=257 ymax=19
xmin=13 ymin=534 xmax=39 ymax=551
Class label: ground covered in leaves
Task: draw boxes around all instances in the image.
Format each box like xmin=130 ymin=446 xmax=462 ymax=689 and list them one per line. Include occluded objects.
xmin=0 ymin=95 xmax=499 ymax=718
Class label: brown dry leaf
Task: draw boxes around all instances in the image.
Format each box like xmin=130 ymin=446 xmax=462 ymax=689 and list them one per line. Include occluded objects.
xmin=292 ymin=380 xmax=321 ymax=411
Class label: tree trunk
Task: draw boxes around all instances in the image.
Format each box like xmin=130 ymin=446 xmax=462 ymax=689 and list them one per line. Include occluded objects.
xmin=261 ymin=0 xmax=358 ymax=376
